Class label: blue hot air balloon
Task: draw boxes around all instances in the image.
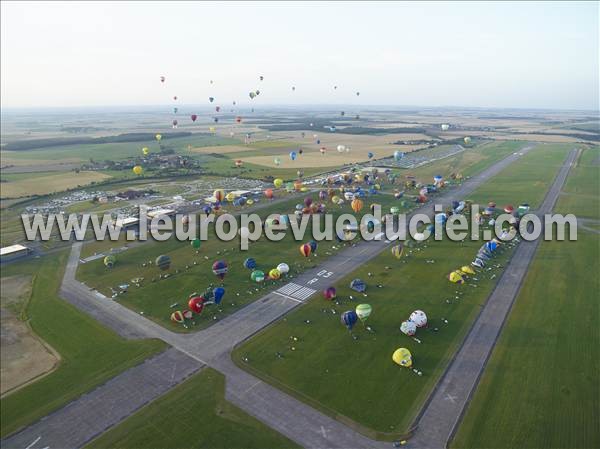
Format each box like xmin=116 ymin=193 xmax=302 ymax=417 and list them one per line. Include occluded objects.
xmin=341 ymin=310 xmax=358 ymax=330
xmin=243 ymin=258 xmax=257 ymax=270
xmin=290 ymin=151 xmax=297 ymax=161
xmin=213 ymin=287 xmax=225 ymax=304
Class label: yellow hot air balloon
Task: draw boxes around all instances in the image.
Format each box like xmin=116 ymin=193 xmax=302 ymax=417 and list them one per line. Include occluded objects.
xmin=155 ymin=134 xmax=162 ymax=142
xmin=132 ymin=165 xmax=143 ymax=175
xmin=391 ymin=244 xmax=404 ymax=259
xmin=392 ymin=348 xmax=413 ymax=368
xmin=464 ymin=136 xmax=472 ymax=144
xmin=448 ymin=270 xmax=465 ymax=284
xmin=209 ymin=126 xmax=216 ymax=133
xmin=351 ymin=198 xmax=364 ymax=213
xmin=142 ymin=147 xmax=149 ymax=155
xmin=269 ymin=268 xmax=281 ymax=280
xmin=294 ymin=181 xmax=303 ymax=191
xmin=460 ymin=265 xmax=476 ymax=275
xmin=213 ymin=189 xmax=225 ymax=202
xmin=274 ymin=178 xmax=284 ymax=188
xmin=225 ymin=192 xmax=235 ymax=202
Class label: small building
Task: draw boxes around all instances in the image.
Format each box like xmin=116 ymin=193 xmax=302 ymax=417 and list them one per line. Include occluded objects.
xmin=115 ymin=216 xmax=140 ymax=228
xmin=0 ymin=244 xmax=31 ymax=262
xmin=147 ymin=208 xmax=176 ymax=219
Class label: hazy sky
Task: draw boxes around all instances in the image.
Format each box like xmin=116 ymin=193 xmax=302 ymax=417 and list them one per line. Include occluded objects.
xmin=1 ymin=1 xmax=598 ymax=110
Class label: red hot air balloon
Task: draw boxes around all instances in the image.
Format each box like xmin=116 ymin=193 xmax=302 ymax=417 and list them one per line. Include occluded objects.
xmin=212 ymin=260 xmax=229 ymax=281
xmin=236 ymin=116 xmax=242 ymax=123
xmin=323 ymin=287 xmax=336 ymax=300
xmin=191 ymin=114 xmax=198 ymax=122
xmin=264 ymin=188 xmax=274 ymax=199
xmin=235 ymin=160 xmax=243 ymax=168
xmin=300 ymin=243 xmax=312 ymax=257
xmin=188 ymin=296 xmax=205 ymax=314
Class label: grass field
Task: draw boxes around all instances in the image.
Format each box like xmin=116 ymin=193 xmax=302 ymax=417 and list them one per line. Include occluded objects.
xmin=76 ymin=193 xmax=414 ymax=332
xmin=231 ymin=142 xmax=574 ymax=438
xmin=468 ymin=143 xmax=573 ymax=208
xmin=452 ymin=231 xmax=599 ymax=449
xmin=232 ymin=226 xmax=518 ymax=438
xmin=85 ymin=368 xmax=299 ymax=449
xmin=0 ymin=252 xmax=166 ymax=438
xmin=555 ymin=145 xmax=600 ymax=219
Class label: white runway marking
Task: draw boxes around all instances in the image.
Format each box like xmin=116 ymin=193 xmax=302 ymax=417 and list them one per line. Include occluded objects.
xmin=272 ymin=291 xmax=304 ymax=303
xmin=275 ymin=283 xmax=316 ymax=301
xmin=24 ymin=436 xmax=41 ymax=449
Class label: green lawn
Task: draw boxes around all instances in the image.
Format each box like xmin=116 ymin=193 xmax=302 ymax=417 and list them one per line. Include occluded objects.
xmin=0 ymin=252 xmax=166 ymax=438
xmin=231 ymin=142 xmax=575 ymax=439
xmin=76 ymin=193 xmax=415 ymax=332
xmin=468 ymin=143 xmax=573 ymax=208
xmin=232 ymin=227 xmax=519 ymax=439
xmin=85 ymin=368 xmax=300 ymax=449
xmin=555 ymin=145 xmax=600 ymax=219
xmin=452 ymin=232 xmax=599 ymax=449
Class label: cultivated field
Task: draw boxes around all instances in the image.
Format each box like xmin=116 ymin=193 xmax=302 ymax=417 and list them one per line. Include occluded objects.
xmin=1 ymin=171 xmax=112 ymax=199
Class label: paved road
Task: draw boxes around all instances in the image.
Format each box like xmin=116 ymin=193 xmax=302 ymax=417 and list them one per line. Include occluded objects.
xmin=407 ymin=148 xmax=579 ymax=449
xmin=6 ymin=144 xmax=560 ymax=449
xmin=2 ymin=348 xmax=203 ymax=449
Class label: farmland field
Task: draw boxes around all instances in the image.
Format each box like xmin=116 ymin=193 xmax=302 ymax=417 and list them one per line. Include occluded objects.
xmin=0 ymin=252 xmax=166 ymax=438
xmin=555 ymin=145 xmax=600 ymax=218
xmin=85 ymin=368 xmax=299 ymax=449
xmin=1 ymin=171 xmax=112 ymax=198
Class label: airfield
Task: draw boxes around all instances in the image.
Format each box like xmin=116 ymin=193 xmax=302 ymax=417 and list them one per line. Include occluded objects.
xmin=0 ymin=108 xmax=598 ymax=449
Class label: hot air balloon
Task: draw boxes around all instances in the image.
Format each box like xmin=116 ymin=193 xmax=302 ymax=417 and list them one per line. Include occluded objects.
xmin=290 ymin=151 xmax=297 ymax=161
xmin=213 ymin=189 xmax=225 ymax=202
xmin=213 ymin=287 xmax=225 ymax=304
xmin=188 ymin=296 xmax=205 ymax=314
xmin=191 ymin=238 xmax=201 ymax=250
xmin=155 ymin=254 xmax=171 ymax=271
xmin=142 ymin=147 xmax=149 ymax=156
xmin=235 ymin=160 xmax=243 ymax=168
xmin=273 ymin=178 xmax=283 ymax=188
xmin=251 ymin=270 xmax=265 ymax=283
xmin=337 ymin=145 xmax=346 ymax=153
xmin=269 ymin=268 xmax=281 ymax=280
xmin=323 ymin=287 xmax=336 ymax=300
xmin=182 ymin=310 xmax=193 ymax=320
xmin=464 ymin=136 xmax=472 ymax=144
xmin=212 ymin=260 xmax=228 ymax=281
xmin=172 ymin=119 xmax=178 ymax=128
xmin=367 ymin=152 xmax=374 ymax=159
xmin=243 ymin=258 xmax=257 ymax=270
xmin=410 ymin=310 xmax=428 ymax=327
xmin=263 ymin=188 xmax=274 ymax=199
xmin=350 ymin=278 xmax=366 ymax=293
xmin=441 ymin=124 xmax=450 ymax=131
xmin=394 ymin=151 xmax=404 ymax=161
xmin=249 ymin=91 xmax=256 ymax=99
xmin=391 ymin=244 xmax=404 ymax=259
xmin=173 ymin=96 xmax=178 ymax=101
xmin=414 ymin=232 xmax=426 ymax=242
xmin=448 ymin=270 xmax=465 ymax=284
xmin=355 ymin=304 xmax=372 ymax=323
xmin=292 ymin=86 xmax=296 ymax=91
xmin=341 ymin=310 xmax=358 ymax=330
xmin=155 ymin=133 xmax=162 ymax=142
xmin=392 ymin=348 xmax=412 ymax=368
xmin=300 ymin=243 xmax=312 ymax=257
xmin=274 ymin=157 xmax=281 ymax=166
xmin=277 ymin=263 xmax=289 ymax=274
xmin=400 ymin=320 xmax=417 ymax=336
xmin=160 ymin=76 xmax=165 ymax=83
xmin=133 ymin=165 xmax=143 ymax=175
xmin=103 ymin=255 xmax=116 ymax=268
xmin=351 ymin=198 xmax=364 ymax=213
xmin=356 ymin=91 xmax=360 ymax=96
xmin=171 ymin=311 xmax=185 ymax=323
xmin=190 ymin=114 xmax=198 ymax=122
xmin=460 ymin=265 xmax=476 ymax=275
xmin=320 ymin=147 xmax=326 ymax=154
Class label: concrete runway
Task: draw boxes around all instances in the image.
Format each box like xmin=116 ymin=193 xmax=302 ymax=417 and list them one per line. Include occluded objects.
xmin=6 ymin=145 xmax=581 ymax=449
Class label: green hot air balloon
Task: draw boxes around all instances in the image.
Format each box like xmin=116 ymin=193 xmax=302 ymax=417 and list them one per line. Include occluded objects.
xmin=355 ymin=304 xmax=372 ymax=324
xmin=191 ymin=238 xmax=201 ymax=250
xmin=251 ymin=270 xmax=265 ymax=283
xmin=155 ymin=254 xmax=171 ymax=271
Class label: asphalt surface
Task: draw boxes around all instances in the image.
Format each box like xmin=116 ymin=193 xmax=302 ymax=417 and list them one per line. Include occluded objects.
xmin=6 ymin=143 xmax=580 ymax=449
xmin=407 ymin=148 xmax=579 ymax=449
xmin=2 ymin=348 xmax=203 ymax=449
